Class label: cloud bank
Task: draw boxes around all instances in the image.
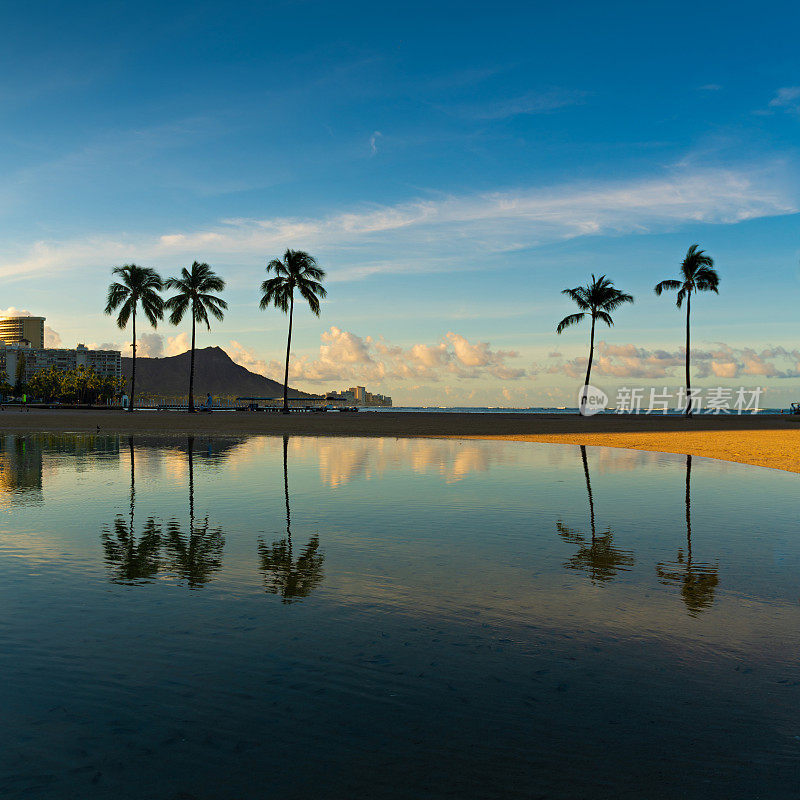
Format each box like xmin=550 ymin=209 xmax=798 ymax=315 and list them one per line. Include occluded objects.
xmin=538 ymin=341 xmax=800 ymax=381
xmin=1 ymin=165 xmax=795 ymax=281
xmin=224 ymin=326 xmax=526 ymax=386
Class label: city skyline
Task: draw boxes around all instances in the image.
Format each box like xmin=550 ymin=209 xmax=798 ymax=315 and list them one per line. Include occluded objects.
xmin=2 ymin=1 xmax=799 ymax=406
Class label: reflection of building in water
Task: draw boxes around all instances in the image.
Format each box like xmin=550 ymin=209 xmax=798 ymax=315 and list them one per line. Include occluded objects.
xmin=0 ymin=434 xmax=44 ymax=505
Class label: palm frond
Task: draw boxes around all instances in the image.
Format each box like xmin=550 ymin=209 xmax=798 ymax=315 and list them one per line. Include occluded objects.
xmin=556 ymin=313 xmax=585 ymax=334
xmin=595 ymin=311 xmax=614 ymax=327
xmin=654 ymin=279 xmax=682 ymax=296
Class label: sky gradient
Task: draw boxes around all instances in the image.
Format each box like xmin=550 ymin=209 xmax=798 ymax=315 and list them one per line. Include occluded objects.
xmin=2 ymin=0 xmax=799 ymax=406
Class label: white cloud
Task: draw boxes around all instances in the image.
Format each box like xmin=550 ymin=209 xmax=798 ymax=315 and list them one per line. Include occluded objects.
xmin=223 ymin=326 xmax=526 ymax=387
xmin=537 ymin=341 xmax=800 ymax=380
xmin=452 ymin=89 xmax=587 ymax=120
xmin=1 ymin=164 xmax=795 ymax=282
xmin=44 ymin=327 xmax=61 ymax=347
xmin=0 ymin=306 xmax=32 ymax=317
xmin=137 ymin=332 xmax=164 ymax=358
xmin=369 ymin=130 xmax=382 ymax=155
xmin=164 ymin=332 xmax=189 ymax=356
xmin=769 ymin=86 xmax=800 ymax=112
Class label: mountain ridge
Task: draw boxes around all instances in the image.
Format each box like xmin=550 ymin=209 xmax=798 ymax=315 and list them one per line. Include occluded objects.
xmin=121 ymin=346 xmax=318 ymax=398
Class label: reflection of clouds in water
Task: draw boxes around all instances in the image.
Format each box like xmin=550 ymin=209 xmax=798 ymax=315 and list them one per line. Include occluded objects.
xmin=593 ymin=448 xmax=664 ymax=475
xmin=217 ymin=436 xmax=524 ymax=487
xmin=302 ymin=438 xmax=521 ymax=487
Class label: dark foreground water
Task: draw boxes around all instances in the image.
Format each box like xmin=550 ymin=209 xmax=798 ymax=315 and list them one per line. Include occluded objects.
xmin=1 ymin=434 xmax=799 ymax=799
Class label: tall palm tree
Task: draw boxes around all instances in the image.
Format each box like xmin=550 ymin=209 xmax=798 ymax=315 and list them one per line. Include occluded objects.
xmin=556 ymin=275 xmax=633 ymax=413
xmin=165 ymin=262 xmax=227 ymax=413
xmin=654 ymin=245 xmax=720 ymax=417
xmin=104 ymin=265 xmax=164 ymax=411
xmin=259 ymin=250 xmax=326 ymax=413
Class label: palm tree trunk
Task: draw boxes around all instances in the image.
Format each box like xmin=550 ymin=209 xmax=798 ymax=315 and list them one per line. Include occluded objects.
xmin=685 ymin=292 xmax=692 ymax=418
xmin=282 ymin=294 xmax=294 ymax=414
xmin=130 ymin=307 xmax=136 ymax=412
xmin=188 ymin=314 xmax=196 ymax=413
xmin=580 ymin=315 xmax=596 ymax=414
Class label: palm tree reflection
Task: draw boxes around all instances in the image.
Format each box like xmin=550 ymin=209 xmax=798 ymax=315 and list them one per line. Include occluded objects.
xmin=556 ymin=445 xmax=634 ymax=584
xmin=101 ymin=436 xmax=162 ymax=584
xmin=163 ymin=436 xmax=225 ymax=588
xmin=656 ymin=455 xmax=719 ymax=616
xmin=258 ymin=435 xmax=324 ymax=603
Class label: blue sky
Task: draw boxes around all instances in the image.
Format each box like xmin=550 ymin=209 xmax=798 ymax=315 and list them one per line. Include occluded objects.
xmin=2 ymin=0 xmax=799 ymax=405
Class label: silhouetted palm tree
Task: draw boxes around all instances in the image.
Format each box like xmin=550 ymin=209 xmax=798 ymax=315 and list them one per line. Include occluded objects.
xmin=259 ymin=250 xmax=326 ymax=413
xmin=556 ymin=275 xmax=633 ymax=413
xmin=258 ymin=436 xmax=324 ymax=602
xmin=656 ymin=455 xmax=719 ymax=615
xmin=655 ymin=245 xmax=720 ymax=417
xmin=101 ymin=437 xmax=162 ymax=583
xmin=165 ymin=262 xmax=227 ymax=413
xmin=104 ymin=265 xmax=164 ymax=411
xmin=163 ymin=437 xmax=225 ymax=587
xmin=556 ymin=445 xmax=634 ymax=583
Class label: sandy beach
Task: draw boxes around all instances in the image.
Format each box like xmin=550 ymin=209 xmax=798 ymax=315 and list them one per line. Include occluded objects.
xmin=2 ymin=408 xmax=800 ymax=473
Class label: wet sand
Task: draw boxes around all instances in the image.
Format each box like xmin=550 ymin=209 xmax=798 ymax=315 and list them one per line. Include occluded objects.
xmin=3 ymin=408 xmax=800 ymax=473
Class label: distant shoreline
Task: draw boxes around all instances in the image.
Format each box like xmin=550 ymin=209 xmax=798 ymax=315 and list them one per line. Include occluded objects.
xmin=2 ymin=408 xmax=800 ymax=473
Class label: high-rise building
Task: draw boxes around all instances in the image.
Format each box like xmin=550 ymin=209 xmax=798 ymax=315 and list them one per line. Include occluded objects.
xmin=0 ymin=316 xmax=45 ymax=349
xmin=0 ymin=343 xmax=122 ymax=384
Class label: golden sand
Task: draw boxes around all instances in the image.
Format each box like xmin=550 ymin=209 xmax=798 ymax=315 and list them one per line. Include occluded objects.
xmin=2 ymin=408 xmax=799 ymax=473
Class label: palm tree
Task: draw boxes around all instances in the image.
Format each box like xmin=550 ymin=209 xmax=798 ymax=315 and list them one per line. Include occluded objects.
xmin=258 ymin=436 xmax=325 ymax=602
xmin=556 ymin=275 xmax=633 ymax=413
xmin=104 ymin=265 xmax=164 ymax=411
xmin=259 ymin=250 xmax=326 ymax=413
xmin=165 ymin=262 xmax=227 ymax=413
xmin=654 ymin=245 xmax=720 ymax=417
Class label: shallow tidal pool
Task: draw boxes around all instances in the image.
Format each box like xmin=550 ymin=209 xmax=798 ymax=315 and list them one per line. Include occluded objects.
xmin=1 ymin=433 xmax=799 ymax=799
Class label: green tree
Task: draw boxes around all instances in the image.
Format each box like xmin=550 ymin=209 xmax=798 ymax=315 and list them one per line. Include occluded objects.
xmin=13 ymin=351 xmax=26 ymax=394
xmin=104 ymin=264 xmax=164 ymax=411
xmin=556 ymin=275 xmax=633 ymax=413
xmin=0 ymin=370 xmax=12 ymax=397
xmin=654 ymin=245 xmax=720 ymax=417
xmin=165 ymin=262 xmax=227 ymax=412
xmin=259 ymin=250 xmax=327 ymax=413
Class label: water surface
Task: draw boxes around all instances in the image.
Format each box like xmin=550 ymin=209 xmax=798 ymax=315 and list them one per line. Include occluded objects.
xmin=1 ymin=433 xmax=799 ymax=798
